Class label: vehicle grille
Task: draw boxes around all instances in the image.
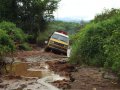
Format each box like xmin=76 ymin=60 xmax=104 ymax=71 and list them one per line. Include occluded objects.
xmin=54 ymin=42 xmax=64 ymax=47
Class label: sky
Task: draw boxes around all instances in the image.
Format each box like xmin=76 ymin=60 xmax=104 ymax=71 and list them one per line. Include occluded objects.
xmin=54 ymin=0 xmax=120 ymax=21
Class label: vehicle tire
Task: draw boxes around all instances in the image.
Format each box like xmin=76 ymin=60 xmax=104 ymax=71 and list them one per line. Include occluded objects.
xmin=45 ymin=47 xmax=50 ymax=52
xmin=62 ymin=52 xmax=67 ymax=56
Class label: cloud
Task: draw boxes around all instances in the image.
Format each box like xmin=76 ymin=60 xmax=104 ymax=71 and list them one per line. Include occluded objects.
xmin=54 ymin=0 xmax=120 ymax=21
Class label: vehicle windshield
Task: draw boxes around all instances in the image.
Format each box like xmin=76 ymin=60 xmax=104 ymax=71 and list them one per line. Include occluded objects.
xmin=51 ymin=33 xmax=69 ymax=43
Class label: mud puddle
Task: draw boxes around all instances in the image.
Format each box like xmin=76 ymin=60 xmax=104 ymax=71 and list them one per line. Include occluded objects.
xmin=0 ymin=50 xmax=70 ymax=90
xmin=0 ymin=62 xmax=67 ymax=90
xmin=13 ymin=62 xmax=50 ymax=78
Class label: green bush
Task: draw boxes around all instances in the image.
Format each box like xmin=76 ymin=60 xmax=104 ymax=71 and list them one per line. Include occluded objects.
xmin=0 ymin=21 xmax=27 ymax=43
xmin=27 ymin=35 xmax=35 ymax=43
xmin=0 ymin=21 xmax=32 ymax=51
xmin=70 ymin=8 xmax=120 ymax=77
xmin=0 ymin=29 xmax=15 ymax=56
xmin=70 ymin=22 xmax=106 ymax=66
xmin=18 ymin=43 xmax=32 ymax=51
xmin=36 ymin=31 xmax=50 ymax=46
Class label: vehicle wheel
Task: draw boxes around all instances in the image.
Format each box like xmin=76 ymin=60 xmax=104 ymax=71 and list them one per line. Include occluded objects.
xmin=64 ymin=52 xmax=67 ymax=56
xmin=45 ymin=47 xmax=50 ymax=52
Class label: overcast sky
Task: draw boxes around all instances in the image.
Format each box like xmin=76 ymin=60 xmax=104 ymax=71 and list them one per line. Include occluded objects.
xmin=54 ymin=0 xmax=120 ymax=21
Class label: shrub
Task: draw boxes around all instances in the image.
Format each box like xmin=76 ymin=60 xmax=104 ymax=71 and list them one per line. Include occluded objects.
xmin=27 ymin=35 xmax=35 ymax=43
xmin=0 ymin=29 xmax=15 ymax=57
xmin=18 ymin=43 xmax=32 ymax=51
xmin=0 ymin=21 xmax=27 ymax=43
xmin=70 ymin=8 xmax=120 ymax=77
xmin=0 ymin=21 xmax=32 ymax=51
xmin=70 ymin=22 xmax=106 ymax=66
xmin=36 ymin=31 xmax=49 ymax=46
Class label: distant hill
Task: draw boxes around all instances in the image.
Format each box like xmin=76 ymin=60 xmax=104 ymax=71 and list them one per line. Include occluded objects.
xmin=55 ymin=17 xmax=90 ymax=23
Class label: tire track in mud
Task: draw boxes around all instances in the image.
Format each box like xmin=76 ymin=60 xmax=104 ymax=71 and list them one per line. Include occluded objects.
xmin=1 ymin=50 xmax=120 ymax=90
xmin=0 ymin=50 xmax=69 ymax=90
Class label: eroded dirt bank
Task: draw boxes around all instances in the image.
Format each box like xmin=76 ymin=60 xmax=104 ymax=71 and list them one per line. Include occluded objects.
xmin=0 ymin=48 xmax=120 ymax=90
xmin=46 ymin=60 xmax=120 ymax=90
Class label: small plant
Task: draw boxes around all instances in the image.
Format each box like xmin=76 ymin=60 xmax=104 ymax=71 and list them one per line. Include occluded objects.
xmin=18 ymin=43 xmax=32 ymax=51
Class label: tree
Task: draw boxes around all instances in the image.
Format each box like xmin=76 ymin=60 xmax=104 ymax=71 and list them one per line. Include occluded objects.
xmin=0 ymin=0 xmax=17 ymax=22
xmin=0 ymin=0 xmax=60 ymax=39
xmin=93 ymin=8 xmax=120 ymax=22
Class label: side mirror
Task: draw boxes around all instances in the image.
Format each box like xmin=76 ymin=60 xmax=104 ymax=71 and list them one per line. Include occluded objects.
xmin=45 ymin=41 xmax=48 ymax=44
xmin=67 ymin=47 xmax=71 ymax=57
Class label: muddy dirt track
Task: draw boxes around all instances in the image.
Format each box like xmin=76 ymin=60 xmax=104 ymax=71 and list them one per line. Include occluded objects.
xmin=0 ymin=48 xmax=120 ymax=90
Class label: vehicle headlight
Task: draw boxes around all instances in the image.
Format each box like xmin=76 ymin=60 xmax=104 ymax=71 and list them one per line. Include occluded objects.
xmin=49 ymin=41 xmax=54 ymax=44
xmin=64 ymin=45 xmax=68 ymax=49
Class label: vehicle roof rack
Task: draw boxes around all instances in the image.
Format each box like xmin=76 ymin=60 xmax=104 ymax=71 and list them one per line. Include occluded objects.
xmin=56 ymin=30 xmax=68 ymax=35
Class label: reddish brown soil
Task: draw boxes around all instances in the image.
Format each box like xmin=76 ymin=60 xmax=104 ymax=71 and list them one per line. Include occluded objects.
xmin=46 ymin=60 xmax=120 ymax=90
xmin=15 ymin=49 xmax=63 ymax=60
xmin=52 ymin=79 xmax=71 ymax=89
xmin=67 ymin=66 xmax=120 ymax=90
xmin=1 ymin=47 xmax=120 ymax=90
xmin=46 ymin=60 xmax=76 ymax=89
xmin=46 ymin=60 xmax=75 ymax=73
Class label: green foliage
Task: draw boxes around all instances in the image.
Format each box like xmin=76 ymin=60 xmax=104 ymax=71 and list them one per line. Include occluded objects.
xmin=104 ymin=30 xmax=120 ymax=73
xmin=93 ymin=8 xmax=120 ymax=23
xmin=70 ymin=8 xmax=120 ymax=77
xmin=0 ymin=0 xmax=60 ymax=40
xmin=0 ymin=21 xmax=27 ymax=43
xmin=36 ymin=32 xmax=48 ymax=46
xmin=18 ymin=43 xmax=32 ymax=51
xmin=0 ymin=21 xmax=31 ymax=51
xmin=0 ymin=0 xmax=17 ymax=22
xmin=48 ymin=21 xmax=81 ymax=34
xmin=0 ymin=29 xmax=15 ymax=57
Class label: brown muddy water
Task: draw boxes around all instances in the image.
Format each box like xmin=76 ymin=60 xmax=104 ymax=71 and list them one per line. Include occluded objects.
xmin=0 ymin=62 xmax=66 ymax=90
xmin=13 ymin=62 xmax=51 ymax=78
